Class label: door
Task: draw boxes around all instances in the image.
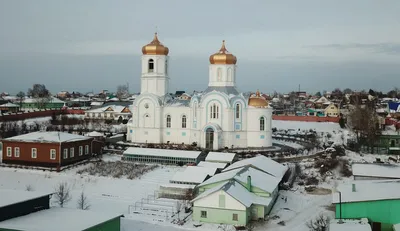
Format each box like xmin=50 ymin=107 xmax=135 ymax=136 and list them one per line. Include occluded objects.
xmin=251 ymin=207 xmax=258 ymax=220
xmin=372 ymin=222 xmax=381 ymax=231
xmin=205 ymin=128 xmax=214 ymax=150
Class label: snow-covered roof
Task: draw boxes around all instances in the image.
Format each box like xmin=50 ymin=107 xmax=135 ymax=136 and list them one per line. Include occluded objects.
xmin=329 ymin=219 xmax=371 ymax=231
xmin=198 ymin=161 xmax=228 ymax=170
xmin=160 ymin=183 xmax=196 ymax=189
xmin=199 ymin=166 xmax=280 ymax=194
xmin=90 ymin=101 xmax=104 ymax=106
xmin=352 ymin=163 xmax=400 ymax=179
xmin=0 ymin=207 xmax=121 ymax=231
xmin=170 ymin=166 xmax=215 ymax=184
xmin=23 ymin=97 xmax=64 ymax=104
xmin=164 ymin=99 xmax=190 ymax=107
xmin=86 ymin=105 xmax=129 ymax=113
xmin=193 ymin=180 xmax=272 ymax=207
xmin=332 ymin=180 xmax=400 ymax=204
xmin=223 ymin=155 xmax=288 ymax=179
xmin=0 ymin=102 xmax=19 ymax=107
xmin=394 ymin=223 xmax=400 ymax=231
xmin=123 ymin=147 xmax=201 ymax=159
xmin=86 ymin=131 xmax=104 ymax=137
xmin=4 ymin=131 xmax=92 ymax=143
xmin=203 ymin=86 xmax=240 ymax=95
xmin=205 ymin=152 xmax=236 ymax=163
xmin=0 ymin=189 xmax=53 ymax=208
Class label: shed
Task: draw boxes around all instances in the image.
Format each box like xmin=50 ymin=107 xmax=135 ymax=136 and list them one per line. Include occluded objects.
xmin=159 ymin=184 xmax=196 ymax=200
xmin=0 ymin=190 xmax=52 ymax=222
xmin=205 ymin=152 xmax=236 ymax=164
xmin=352 ymin=163 xmax=400 ymax=180
xmin=122 ymin=147 xmax=204 ymax=165
xmin=0 ymin=207 xmax=122 ymax=231
xmin=197 ymin=161 xmax=228 ymax=170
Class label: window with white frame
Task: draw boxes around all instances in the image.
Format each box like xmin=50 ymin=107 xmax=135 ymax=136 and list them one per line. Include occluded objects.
xmin=210 ymin=103 xmax=219 ymax=119
xmin=166 ymin=115 xmax=171 ymax=128
xmin=194 ymin=103 xmax=197 ymax=119
xmin=85 ymin=145 xmax=89 ymax=155
xmin=260 ymin=117 xmax=265 ymax=131
xmin=50 ymin=149 xmax=56 ymax=160
xmin=79 ymin=146 xmax=83 ymax=156
xmin=182 ymin=115 xmax=187 ymax=128
xmin=201 ymin=211 xmax=207 ymax=218
xmin=6 ymin=147 xmax=12 ymax=157
xmin=235 ymin=103 xmax=240 ymax=119
xmin=31 ymin=148 xmax=37 ymax=159
xmin=70 ymin=147 xmax=74 ymax=158
xmin=14 ymin=147 xmax=20 ymax=157
xmin=63 ymin=148 xmax=68 ymax=159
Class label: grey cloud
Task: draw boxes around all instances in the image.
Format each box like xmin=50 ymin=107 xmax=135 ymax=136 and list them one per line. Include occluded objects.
xmin=306 ymin=43 xmax=400 ymax=55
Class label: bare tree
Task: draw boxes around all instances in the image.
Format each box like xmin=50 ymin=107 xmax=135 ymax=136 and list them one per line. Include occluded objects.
xmin=54 ymin=182 xmax=72 ymax=208
xmin=16 ymin=91 xmax=25 ymax=108
xmin=25 ymin=184 xmax=34 ymax=191
xmin=348 ymin=100 xmax=381 ymax=152
xmin=343 ymin=88 xmax=353 ymax=95
xmin=77 ymin=191 xmax=90 ymax=210
xmin=27 ymin=84 xmax=51 ymax=109
xmin=116 ymin=84 xmax=129 ymax=101
xmin=306 ymin=214 xmax=329 ymax=231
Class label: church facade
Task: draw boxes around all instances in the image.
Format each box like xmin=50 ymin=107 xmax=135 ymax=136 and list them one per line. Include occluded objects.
xmin=127 ymin=34 xmax=272 ymax=150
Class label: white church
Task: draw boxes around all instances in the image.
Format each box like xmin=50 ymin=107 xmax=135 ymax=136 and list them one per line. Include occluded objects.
xmin=127 ymin=33 xmax=272 ymax=150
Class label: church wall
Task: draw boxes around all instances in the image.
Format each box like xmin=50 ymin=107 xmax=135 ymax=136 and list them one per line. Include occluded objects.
xmin=161 ymin=106 xmax=192 ymax=144
xmin=246 ymin=108 xmax=273 ymax=147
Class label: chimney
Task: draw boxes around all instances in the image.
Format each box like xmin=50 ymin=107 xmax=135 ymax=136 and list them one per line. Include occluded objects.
xmin=352 ymin=183 xmax=356 ymax=192
xmin=247 ymin=175 xmax=252 ymax=192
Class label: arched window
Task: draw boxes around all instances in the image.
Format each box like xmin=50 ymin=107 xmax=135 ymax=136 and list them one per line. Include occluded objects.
xmin=227 ymin=68 xmax=233 ymax=82
xmin=210 ymin=103 xmax=219 ymax=119
xmin=235 ymin=103 xmax=240 ymax=119
xmin=194 ymin=103 xmax=197 ymax=119
xmin=166 ymin=115 xmax=171 ymax=128
xmin=260 ymin=117 xmax=265 ymax=131
xmin=165 ymin=60 xmax=168 ymax=75
xmin=148 ymin=59 xmax=154 ymax=73
xmin=182 ymin=115 xmax=187 ymax=128
xmin=217 ymin=68 xmax=222 ymax=81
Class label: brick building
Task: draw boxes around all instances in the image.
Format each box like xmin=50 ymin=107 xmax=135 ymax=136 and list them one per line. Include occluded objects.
xmin=1 ymin=131 xmax=102 ymax=168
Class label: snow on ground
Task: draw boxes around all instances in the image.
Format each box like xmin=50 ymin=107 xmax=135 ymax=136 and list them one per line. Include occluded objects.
xmin=272 ymin=139 xmax=304 ymax=149
xmin=0 ymin=160 xmax=184 ymax=231
xmin=272 ymin=120 xmax=352 ymax=146
xmin=262 ymin=190 xmax=333 ymax=231
xmin=272 ymin=120 xmax=341 ymax=133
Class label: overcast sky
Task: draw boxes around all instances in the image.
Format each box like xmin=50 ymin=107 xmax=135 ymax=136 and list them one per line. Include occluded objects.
xmin=1 ymin=0 xmax=400 ymax=95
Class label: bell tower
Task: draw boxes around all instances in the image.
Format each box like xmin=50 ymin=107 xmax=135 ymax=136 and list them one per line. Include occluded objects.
xmin=141 ymin=33 xmax=169 ymax=96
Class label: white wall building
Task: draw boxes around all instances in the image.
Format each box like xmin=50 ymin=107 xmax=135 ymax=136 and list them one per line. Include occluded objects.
xmin=127 ymin=34 xmax=273 ymax=150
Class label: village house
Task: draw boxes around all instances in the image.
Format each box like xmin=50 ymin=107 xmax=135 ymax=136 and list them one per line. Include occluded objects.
xmin=0 ymin=102 xmax=20 ymax=113
xmin=85 ymin=105 xmax=132 ymax=121
xmin=1 ymin=131 xmax=102 ymax=168
xmin=191 ymin=155 xmax=288 ymax=225
xmin=333 ymin=180 xmax=400 ymax=231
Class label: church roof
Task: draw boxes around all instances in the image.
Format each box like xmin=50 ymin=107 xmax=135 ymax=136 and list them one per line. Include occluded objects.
xmin=164 ymin=98 xmax=190 ymax=107
xmin=203 ymin=86 xmax=240 ymax=95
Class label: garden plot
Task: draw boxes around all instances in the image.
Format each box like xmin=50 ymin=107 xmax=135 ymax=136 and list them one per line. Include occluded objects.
xmin=76 ymin=161 xmax=158 ymax=179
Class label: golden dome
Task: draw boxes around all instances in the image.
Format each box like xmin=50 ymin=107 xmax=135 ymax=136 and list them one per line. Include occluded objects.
xmin=248 ymin=90 xmax=269 ymax=108
xmin=209 ymin=40 xmax=237 ymax=65
xmin=142 ymin=33 xmax=169 ymax=55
